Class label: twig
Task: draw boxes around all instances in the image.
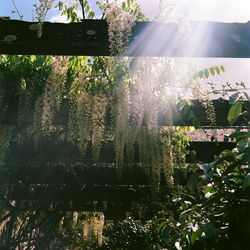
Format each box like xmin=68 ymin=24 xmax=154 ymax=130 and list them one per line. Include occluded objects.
xmin=79 ymin=0 xmax=85 ymax=19
xmin=207 ymin=88 xmax=250 ymax=94
xmin=11 ymin=0 xmax=23 ymax=20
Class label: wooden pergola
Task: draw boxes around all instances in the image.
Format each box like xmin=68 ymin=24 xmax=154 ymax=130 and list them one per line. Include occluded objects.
xmin=1 ymin=19 xmax=250 ymax=57
xmin=0 ymin=19 xmax=249 ymax=217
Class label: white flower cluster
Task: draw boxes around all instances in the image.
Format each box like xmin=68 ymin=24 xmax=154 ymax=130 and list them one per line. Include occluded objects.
xmin=34 ymin=0 xmax=55 ymax=37
xmin=69 ymin=73 xmax=108 ymax=161
xmin=92 ymin=94 xmax=108 ymax=161
xmin=38 ymin=0 xmax=54 ymax=9
xmin=41 ymin=56 xmax=68 ymax=135
xmin=105 ymin=2 xmax=136 ymax=55
xmin=68 ymin=73 xmax=92 ymax=153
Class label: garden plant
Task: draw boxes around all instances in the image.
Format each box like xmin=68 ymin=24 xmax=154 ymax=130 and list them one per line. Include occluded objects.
xmin=0 ymin=0 xmax=249 ymax=249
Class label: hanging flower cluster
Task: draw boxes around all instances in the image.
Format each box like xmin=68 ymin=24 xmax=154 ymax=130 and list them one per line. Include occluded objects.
xmin=68 ymin=72 xmax=109 ymax=162
xmin=103 ymin=3 xmax=182 ymax=184
xmin=30 ymin=2 xmax=192 ymax=186
xmin=34 ymin=0 xmax=55 ymax=37
xmin=34 ymin=56 xmax=68 ymax=142
xmin=105 ymin=1 xmax=136 ymax=55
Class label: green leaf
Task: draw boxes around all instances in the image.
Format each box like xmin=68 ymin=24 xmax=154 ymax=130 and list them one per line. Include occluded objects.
xmin=226 ymin=88 xmax=238 ymax=92
xmin=71 ymin=12 xmax=78 ymax=22
xmin=191 ymin=228 xmax=202 ymax=244
xmin=243 ymin=92 xmax=250 ymax=101
xmin=220 ymin=65 xmax=225 ymax=72
xmin=243 ymin=173 xmax=250 ymax=190
xmin=198 ymin=70 xmax=204 ymax=79
xmin=204 ymin=69 xmax=209 ymax=78
xmin=205 ymin=186 xmax=216 ymax=193
xmin=20 ymin=78 xmax=26 ymax=89
xmin=85 ymin=5 xmax=90 ymax=13
xmin=237 ymin=141 xmax=248 ymax=151
xmin=157 ymin=221 xmax=167 ymax=231
xmin=58 ymin=1 xmax=63 ymax=11
xmin=215 ymin=66 xmax=220 ymax=74
xmin=30 ymin=55 xmax=36 ymax=63
xmin=229 ymin=93 xmax=240 ymax=105
xmin=227 ymin=102 xmax=242 ymax=125
xmin=122 ymin=2 xmax=126 ymax=10
xmin=239 ymin=110 xmax=248 ymax=117
xmin=67 ymin=7 xmax=73 ymax=20
xmin=230 ymin=131 xmax=250 ymax=140
xmin=209 ymin=67 xmax=215 ymax=76
xmin=87 ymin=11 xmax=95 ymax=19
xmin=178 ymin=99 xmax=187 ymax=111
xmin=127 ymin=0 xmax=131 ymax=8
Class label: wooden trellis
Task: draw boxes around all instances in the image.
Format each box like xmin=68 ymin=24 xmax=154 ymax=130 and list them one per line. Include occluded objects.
xmin=0 ymin=19 xmax=249 ymax=216
xmin=2 ymin=98 xmax=249 ymax=126
xmin=1 ymin=19 xmax=250 ymax=57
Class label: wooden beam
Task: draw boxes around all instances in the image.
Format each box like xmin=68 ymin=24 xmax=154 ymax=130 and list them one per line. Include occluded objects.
xmin=11 ymin=200 xmax=135 ymax=219
xmin=161 ymin=100 xmax=249 ymax=127
xmin=3 ymin=100 xmax=249 ymax=126
xmin=8 ymin=185 xmax=175 ymax=203
xmin=7 ymin=141 xmax=236 ymax=166
xmin=1 ymin=20 xmax=250 ymax=57
xmin=5 ymin=142 xmax=235 ymax=186
xmin=9 ymin=185 xmax=140 ymax=201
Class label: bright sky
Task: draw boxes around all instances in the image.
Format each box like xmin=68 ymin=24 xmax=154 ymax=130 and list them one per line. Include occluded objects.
xmin=137 ymin=0 xmax=250 ymax=94
xmin=0 ymin=0 xmax=250 ymax=93
xmin=1 ymin=0 xmax=250 ymax=23
xmin=137 ymin=0 xmax=250 ymax=23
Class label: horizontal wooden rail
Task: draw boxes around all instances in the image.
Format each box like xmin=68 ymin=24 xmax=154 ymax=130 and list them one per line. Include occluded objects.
xmin=7 ymin=184 xmax=176 ymax=203
xmin=7 ymin=200 xmax=136 ymax=219
xmin=3 ymin=100 xmax=249 ymax=126
xmin=1 ymin=20 xmax=250 ymax=57
xmin=9 ymin=185 xmax=140 ymax=202
xmin=4 ymin=163 xmax=209 ymax=185
xmin=4 ymin=142 xmax=235 ymax=187
xmin=6 ymin=141 xmax=236 ymax=169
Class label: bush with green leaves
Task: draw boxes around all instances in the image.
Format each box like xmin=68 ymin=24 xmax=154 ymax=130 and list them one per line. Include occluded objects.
xmin=154 ymin=89 xmax=249 ymax=250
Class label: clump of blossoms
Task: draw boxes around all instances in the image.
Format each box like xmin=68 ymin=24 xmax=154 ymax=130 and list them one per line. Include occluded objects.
xmin=34 ymin=0 xmax=55 ymax=37
xmin=104 ymin=2 xmax=176 ymax=184
xmin=67 ymin=1 xmax=190 ymax=185
xmin=105 ymin=1 xmax=136 ymax=55
xmin=68 ymin=72 xmax=109 ymax=162
xmin=36 ymin=56 xmax=68 ymax=137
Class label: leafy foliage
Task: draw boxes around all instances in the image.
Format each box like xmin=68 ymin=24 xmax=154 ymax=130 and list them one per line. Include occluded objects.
xmin=152 ymin=89 xmax=250 ymax=250
xmin=57 ymin=0 xmax=96 ymax=21
xmin=98 ymin=89 xmax=249 ymax=250
xmin=1 ymin=1 xmax=249 ymax=249
xmin=121 ymin=0 xmax=147 ymax=20
xmin=0 ymin=2 xmax=193 ymax=248
xmin=193 ymin=65 xmax=225 ymax=80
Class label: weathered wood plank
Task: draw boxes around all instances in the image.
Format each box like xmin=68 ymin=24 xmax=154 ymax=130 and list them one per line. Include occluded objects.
xmin=9 ymin=185 xmax=140 ymax=201
xmin=1 ymin=20 xmax=250 ymax=57
xmin=6 ymin=141 xmax=236 ymax=168
xmin=3 ymin=100 xmax=249 ymax=126
xmin=11 ymin=200 xmax=134 ymax=219
xmin=4 ymin=141 xmax=235 ymax=186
